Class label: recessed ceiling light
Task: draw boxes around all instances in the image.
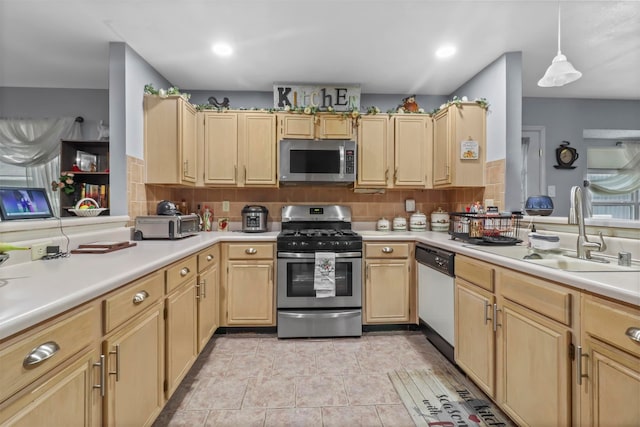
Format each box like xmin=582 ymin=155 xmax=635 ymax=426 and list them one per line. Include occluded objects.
xmin=212 ymin=42 xmax=233 ymax=57
xmin=435 ymin=45 xmax=456 ymax=59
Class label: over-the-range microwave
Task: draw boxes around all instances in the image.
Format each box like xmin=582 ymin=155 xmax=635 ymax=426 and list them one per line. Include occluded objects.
xmin=279 ymin=139 xmax=356 ymax=184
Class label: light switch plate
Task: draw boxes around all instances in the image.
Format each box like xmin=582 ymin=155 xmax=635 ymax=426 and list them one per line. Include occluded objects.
xmin=222 ymin=201 xmax=230 ymax=212
xmin=405 ymin=199 xmax=416 ymax=212
xmin=548 ymin=185 xmax=556 ymax=197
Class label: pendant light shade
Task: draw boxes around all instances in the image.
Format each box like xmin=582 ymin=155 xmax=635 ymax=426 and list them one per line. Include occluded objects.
xmin=538 ymin=4 xmax=582 ymax=87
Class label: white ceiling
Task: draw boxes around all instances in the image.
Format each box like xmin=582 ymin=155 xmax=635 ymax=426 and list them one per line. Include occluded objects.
xmin=1 ymin=0 xmax=639 ymax=99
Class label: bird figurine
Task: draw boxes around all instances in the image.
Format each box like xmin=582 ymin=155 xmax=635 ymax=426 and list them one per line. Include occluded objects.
xmin=208 ymin=96 xmax=230 ymax=109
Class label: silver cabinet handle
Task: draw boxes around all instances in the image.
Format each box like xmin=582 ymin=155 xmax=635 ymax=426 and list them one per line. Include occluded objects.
xmin=484 ymin=301 xmax=491 ymax=325
xmin=576 ymin=345 xmax=588 ymax=385
xmin=93 ymin=354 xmax=105 ymax=397
xmin=23 ymin=341 xmax=60 ymax=368
xmin=195 ymin=282 xmax=201 ymax=299
xmin=382 ymin=247 xmax=394 ymax=254
xmin=206 ymin=254 xmax=214 ymax=262
xmin=245 ymin=248 xmax=257 ymax=255
xmin=492 ymin=303 xmax=501 ymax=332
xmin=132 ymin=290 xmax=149 ymax=305
xmin=180 ymin=267 xmax=190 ymax=277
xmin=109 ymin=344 xmax=120 ymax=381
xmin=626 ymin=327 xmax=640 ymax=343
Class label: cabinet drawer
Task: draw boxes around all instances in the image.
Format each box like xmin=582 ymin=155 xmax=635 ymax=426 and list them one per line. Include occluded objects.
xmin=0 ymin=305 xmax=98 ymax=403
xmin=365 ymin=242 xmax=410 ymax=258
xmin=198 ymin=245 xmax=220 ymax=273
xmin=583 ymin=295 xmax=640 ymax=357
xmin=166 ymin=256 xmax=197 ymax=293
xmin=227 ymin=243 xmax=274 ymax=260
xmin=103 ymin=271 xmax=164 ymax=333
xmin=456 ymin=255 xmax=494 ymax=292
xmin=498 ymin=269 xmax=572 ymax=326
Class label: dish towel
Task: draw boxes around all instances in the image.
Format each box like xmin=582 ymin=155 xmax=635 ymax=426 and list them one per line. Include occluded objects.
xmin=314 ymin=252 xmax=336 ymax=298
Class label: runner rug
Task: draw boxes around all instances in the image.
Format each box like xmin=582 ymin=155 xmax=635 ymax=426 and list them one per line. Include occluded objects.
xmin=388 ymin=368 xmax=514 ymax=427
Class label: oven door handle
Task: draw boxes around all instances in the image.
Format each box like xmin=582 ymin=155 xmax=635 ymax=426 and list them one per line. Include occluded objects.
xmin=279 ymin=310 xmax=361 ymax=319
xmin=278 ymin=252 xmax=362 ymax=259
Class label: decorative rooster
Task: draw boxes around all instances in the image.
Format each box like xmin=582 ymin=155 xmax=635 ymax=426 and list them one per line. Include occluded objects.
xmin=208 ymin=96 xmax=230 ymax=108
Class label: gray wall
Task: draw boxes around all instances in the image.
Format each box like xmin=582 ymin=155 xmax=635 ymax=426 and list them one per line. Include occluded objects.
xmin=523 ymin=97 xmax=640 ymax=216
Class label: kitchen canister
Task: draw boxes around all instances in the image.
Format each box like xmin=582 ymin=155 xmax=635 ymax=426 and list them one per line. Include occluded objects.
xmin=376 ymin=217 xmax=390 ymax=231
xmin=392 ymin=216 xmax=407 ymax=231
xmin=430 ymin=207 xmax=450 ymax=232
xmin=409 ymin=211 xmax=427 ymax=231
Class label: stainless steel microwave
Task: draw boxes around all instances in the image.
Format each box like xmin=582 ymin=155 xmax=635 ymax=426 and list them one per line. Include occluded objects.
xmin=279 ymin=139 xmax=356 ymax=184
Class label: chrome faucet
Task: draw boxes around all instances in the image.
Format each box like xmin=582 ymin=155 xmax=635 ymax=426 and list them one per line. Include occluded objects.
xmin=568 ymin=186 xmax=607 ymax=260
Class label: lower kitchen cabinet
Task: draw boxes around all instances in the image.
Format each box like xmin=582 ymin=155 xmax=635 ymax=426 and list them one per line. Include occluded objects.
xmin=364 ymin=242 xmax=414 ymax=324
xmin=197 ymin=245 xmax=220 ymax=352
xmin=221 ymin=243 xmax=275 ymax=326
xmin=579 ymin=294 xmax=640 ymax=426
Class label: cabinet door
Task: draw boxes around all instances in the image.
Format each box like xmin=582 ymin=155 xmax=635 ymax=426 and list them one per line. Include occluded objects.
xmin=197 ymin=264 xmax=219 ymax=352
xmin=317 ymin=115 xmax=353 ymax=139
xmin=392 ymin=115 xmax=431 ymax=188
xmin=180 ymin=101 xmax=198 ymax=183
xmin=433 ymin=110 xmax=451 ymax=186
xmin=226 ymin=261 xmax=274 ymax=325
xmin=0 ymin=349 xmax=102 ymax=427
xmin=454 ymin=278 xmax=496 ymax=397
xmin=239 ymin=113 xmax=277 ymax=186
xmin=104 ymin=304 xmax=164 ymax=427
xmin=364 ymin=260 xmax=410 ymax=323
xmin=165 ymin=280 xmax=198 ymax=397
xmin=204 ymin=113 xmax=239 ymax=185
xmin=496 ymin=299 xmax=571 ymax=427
xmin=357 ymin=115 xmax=391 ymax=188
xmin=278 ymin=114 xmax=315 ymax=139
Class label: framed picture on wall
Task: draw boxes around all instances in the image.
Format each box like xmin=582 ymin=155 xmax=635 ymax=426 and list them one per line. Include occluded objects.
xmin=76 ymin=150 xmax=97 ymax=172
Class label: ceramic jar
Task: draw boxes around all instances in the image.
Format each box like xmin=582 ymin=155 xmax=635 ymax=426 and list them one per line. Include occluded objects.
xmin=409 ymin=211 xmax=427 ymax=231
xmin=376 ymin=217 xmax=390 ymax=231
xmin=430 ymin=207 xmax=450 ymax=232
xmin=392 ymin=216 xmax=407 ymax=231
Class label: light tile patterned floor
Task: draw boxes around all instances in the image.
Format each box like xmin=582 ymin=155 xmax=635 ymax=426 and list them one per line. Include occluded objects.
xmin=153 ymin=332 xmax=507 ymax=427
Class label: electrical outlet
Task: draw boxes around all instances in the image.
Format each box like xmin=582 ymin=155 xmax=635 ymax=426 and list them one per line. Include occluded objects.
xmin=222 ymin=201 xmax=230 ymax=212
xmin=32 ymin=241 xmax=52 ymax=261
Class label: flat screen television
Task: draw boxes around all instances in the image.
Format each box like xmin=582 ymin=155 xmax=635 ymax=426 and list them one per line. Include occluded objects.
xmin=0 ymin=187 xmax=54 ymax=220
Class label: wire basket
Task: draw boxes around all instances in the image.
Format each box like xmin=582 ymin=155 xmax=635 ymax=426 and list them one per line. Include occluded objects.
xmin=449 ymin=212 xmax=523 ymax=245
xmin=68 ymin=198 xmax=107 ymax=217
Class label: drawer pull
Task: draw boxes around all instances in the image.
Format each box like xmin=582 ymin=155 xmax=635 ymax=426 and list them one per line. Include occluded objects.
xmin=180 ymin=267 xmax=190 ymax=277
xmin=576 ymin=345 xmax=588 ymax=385
xmin=109 ymin=344 xmax=120 ymax=381
xmin=484 ymin=301 xmax=491 ymax=325
xmin=93 ymin=354 xmax=106 ymax=397
xmin=206 ymin=254 xmax=214 ymax=262
xmin=626 ymin=327 xmax=640 ymax=343
xmin=132 ymin=290 xmax=149 ymax=305
xmin=23 ymin=341 xmax=60 ymax=368
xmin=245 ymin=248 xmax=258 ymax=255
xmin=382 ymin=247 xmax=394 ymax=254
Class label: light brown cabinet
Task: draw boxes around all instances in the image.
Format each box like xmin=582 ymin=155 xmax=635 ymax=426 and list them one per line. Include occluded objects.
xmin=579 ymin=294 xmax=640 ymax=426
xmin=221 ymin=243 xmax=275 ymax=326
xmin=433 ymin=102 xmax=486 ymax=188
xmin=196 ymin=245 xmax=220 ymax=352
xmin=356 ymin=115 xmax=392 ymax=188
xmin=203 ymin=112 xmax=239 ymax=185
xmin=277 ymin=113 xmax=353 ymax=140
xmin=364 ymin=242 xmax=414 ymax=324
xmin=144 ymin=95 xmax=198 ymax=185
xmin=316 ymin=114 xmax=353 ymax=139
xmin=391 ymin=115 xmax=432 ymax=188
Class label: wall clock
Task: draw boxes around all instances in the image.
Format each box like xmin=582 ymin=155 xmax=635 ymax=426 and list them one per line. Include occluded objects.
xmin=554 ymin=140 xmax=578 ymax=169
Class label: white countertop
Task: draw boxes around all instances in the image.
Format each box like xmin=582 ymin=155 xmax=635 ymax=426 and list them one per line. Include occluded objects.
xmin=1 ymin=229 xmax=638 ymax=341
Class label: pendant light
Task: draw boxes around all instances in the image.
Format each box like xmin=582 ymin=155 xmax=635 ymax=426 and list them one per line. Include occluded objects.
xmin=538 ymin=3 xmax=582 ymax=87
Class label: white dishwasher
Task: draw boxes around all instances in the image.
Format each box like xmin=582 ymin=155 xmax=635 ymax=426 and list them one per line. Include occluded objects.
xmin=416 ymin=243 xmax=455 ymax=364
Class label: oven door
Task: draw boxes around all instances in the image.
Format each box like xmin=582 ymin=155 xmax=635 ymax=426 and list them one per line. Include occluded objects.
xmin=277 ymin=252 xmax=362 ymax=309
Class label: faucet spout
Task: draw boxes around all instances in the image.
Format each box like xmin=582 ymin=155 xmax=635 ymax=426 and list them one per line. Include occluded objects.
xmin=569 ymin=185 xmax=605 ymax=260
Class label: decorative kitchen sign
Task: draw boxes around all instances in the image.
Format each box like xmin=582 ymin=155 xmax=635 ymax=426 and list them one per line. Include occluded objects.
xmin=461 ymin=140 xmax=479 ymax=160
xmin=273 ymin=83 xmax=360 ymax=111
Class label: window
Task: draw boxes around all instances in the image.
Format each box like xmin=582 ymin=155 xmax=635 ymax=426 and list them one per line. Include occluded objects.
xmin=587 ymin=170 xmax=639 ymax=220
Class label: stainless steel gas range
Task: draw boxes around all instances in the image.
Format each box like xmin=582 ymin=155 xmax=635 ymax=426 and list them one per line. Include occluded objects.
xmin=276 ymin=205 xmax=363 ymax=338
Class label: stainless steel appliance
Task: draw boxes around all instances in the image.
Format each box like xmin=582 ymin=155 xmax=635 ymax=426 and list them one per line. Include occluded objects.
xmin=416 ymin=243 xmax=456 ymax=364
xmin=279 ymin=139 xmax=356 ymax=184
xmin=133 ymin=214 xmax=200 ymax=240
xmin=277 ymin=205 xmax=363 ymax=338
xmin=241 ymin=205 xmax=269 ymax=232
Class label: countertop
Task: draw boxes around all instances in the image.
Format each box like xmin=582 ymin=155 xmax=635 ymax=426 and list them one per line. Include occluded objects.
xmin=1 ymin=230 xmax=638 ymax=341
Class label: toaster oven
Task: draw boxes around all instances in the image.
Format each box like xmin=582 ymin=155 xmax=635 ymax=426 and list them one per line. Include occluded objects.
xmin=133 ymin=214 xmax=200 ymax=240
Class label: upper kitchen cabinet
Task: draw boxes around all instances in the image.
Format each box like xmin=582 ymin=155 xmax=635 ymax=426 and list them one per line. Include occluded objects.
xmin=277 ymin=113 xmax=353 ymax=140
xmin=433 ymin=102 xmax=486 ymax=188
xmin=202 ymin=111 xmax=277 ymax=187
xmin=356 ymin=115 xmax=392 ymax=188
xmin=391 ymin=115 xmax=433 ymax=188
xmin=144 ymin=95 xmax=198 ymax=185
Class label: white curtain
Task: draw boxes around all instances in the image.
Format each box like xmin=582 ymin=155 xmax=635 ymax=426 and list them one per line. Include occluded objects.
xmin=587 ymin=142 xmax=640 ymax=195
xmin=0 ymin=117 xmax=82 ymax=215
